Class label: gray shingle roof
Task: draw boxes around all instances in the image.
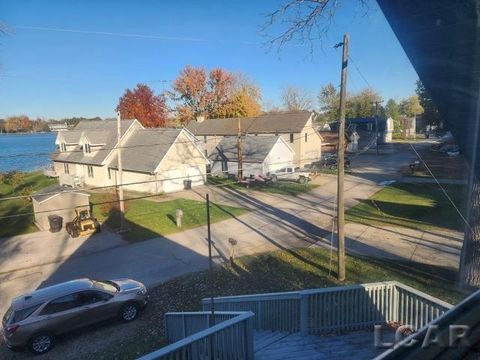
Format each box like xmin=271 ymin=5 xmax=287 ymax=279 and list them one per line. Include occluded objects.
xmin=31 ymin=185 xmax=89 ymax=203
xmin=209 ymin=136 xmax=282 ymax=163
xmin=108 ymin=128 xmax=182 ymax=173
xmin=186 ymin=111 xmax=313 ymax=136
xmin=51 ymin=120 xmax=137 ymax=165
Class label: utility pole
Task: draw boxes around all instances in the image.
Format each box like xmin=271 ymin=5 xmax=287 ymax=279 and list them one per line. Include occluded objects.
xmin=372 ymin=100 xmax=384 ymax=154
xmin=336 ymin=33 xmax=349 ymax=282
xmin=206 ymin=193 xmax=215 ymax=360
xmin=237 ymin=117 xmax=243 ymax=180
xmin=116 ymin=111 xmax=125 ymax=231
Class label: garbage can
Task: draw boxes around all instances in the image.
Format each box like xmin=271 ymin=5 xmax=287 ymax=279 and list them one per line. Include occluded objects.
xmin=48 ymin=215 xmax=63 ymax=233
xmin=183 ymin=180 xmax=192 ymax=190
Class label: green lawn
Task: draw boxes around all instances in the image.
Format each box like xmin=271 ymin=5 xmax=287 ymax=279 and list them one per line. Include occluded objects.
xmin=346 ymin=182 xmax=467 ymax=231
xmin=95 ymin=246 xmax=465 ymax=359
xmin=0 ymin=171 xmax=57 ymax=238
xmin=90 ymin=193 xmax=247 ymax=242
xmin=207 ymin=176 xmax=318 ymax=197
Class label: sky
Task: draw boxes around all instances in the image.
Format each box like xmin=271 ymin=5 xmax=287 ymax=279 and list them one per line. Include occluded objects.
xmin=0 ymin=0 xmax=419 ymax=119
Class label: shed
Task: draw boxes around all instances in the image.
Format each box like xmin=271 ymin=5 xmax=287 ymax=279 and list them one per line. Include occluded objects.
xmin=209 ymin=136 xmax=294 ymax=177
xmin=31 ymin=185 xmax=91 ymax=231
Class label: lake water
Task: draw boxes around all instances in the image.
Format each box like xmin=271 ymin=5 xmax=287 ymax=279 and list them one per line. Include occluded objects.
xmin=0 ymin=133 xmax=57 ymax=172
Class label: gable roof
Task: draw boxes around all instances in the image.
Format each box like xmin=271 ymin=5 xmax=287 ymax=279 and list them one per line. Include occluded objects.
xmin=209 ymin=136 xmax=290 ymax=163
xmin=31 ymin=185 xmax=90 ymax=203
xmin=108 ymin=128 xmax=183 ymax=174
xmin=186 ymin=111 xmax=313 ymax=136
xmin=51 ymin=119 xmax=138 ymax=165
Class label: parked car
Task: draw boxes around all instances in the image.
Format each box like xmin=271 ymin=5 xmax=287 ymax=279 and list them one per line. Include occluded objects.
xmin=2 ymin=278 xmax=148 ymax=355
xmin=269 ymin=167 xmax=311 ymax=183
xmin=323 ymin=154 xmax=351 ymax=169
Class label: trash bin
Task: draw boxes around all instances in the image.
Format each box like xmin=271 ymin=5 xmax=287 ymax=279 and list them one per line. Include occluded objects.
xmin=48 ymin=215 xmax=63 ymax=233
xmin=183 ymin=180 xmax=192 ymax=190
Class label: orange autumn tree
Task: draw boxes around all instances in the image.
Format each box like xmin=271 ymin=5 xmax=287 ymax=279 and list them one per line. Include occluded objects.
xmin=170 ymin=65 xmax=261 ymax=124
xmin=116 ymin=84 xmax=168 ymax=127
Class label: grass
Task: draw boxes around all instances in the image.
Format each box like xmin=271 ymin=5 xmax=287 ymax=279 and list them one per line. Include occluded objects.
xmin=90 ymin=193 xmax=247 ymax=242
xmin=346 ymin=182 xmax=467 ymax=231
xmin=0 ymin=171 xmax=57 ymax=238
xmin=92 ymin=246 xmax=465 ymax=359
xmin=207 ymin=176 xmax=318 ymax=197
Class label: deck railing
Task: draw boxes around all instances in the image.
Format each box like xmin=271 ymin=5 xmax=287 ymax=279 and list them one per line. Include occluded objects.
xmin=138 ymin=311 xmax=254 ymax=360
xmin=202 ymin=281 xmax=452 ymax=335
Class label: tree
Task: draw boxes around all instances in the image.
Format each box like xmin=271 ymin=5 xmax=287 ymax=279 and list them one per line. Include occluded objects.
xmin=171 ymin=65 xmax=261 ymax=123
xmin=415 ymin=80 xmax=442 ymax=126
xmin=281 ymin=86 xmax=313 ymax=111
xmin=399 ymin=95 xmax=424 ymax=117
xmin=5 ymin=115 xmax=32 ymax=133
xmin=318 ymin=83 xmax=340 ymax=123
xmin=385 ymin=99 xmax=403 ymax=134
xmin=117 ymin=84 xmax=168 ymax=127
xmin=347 ymin=88 xmax=382 ymax=118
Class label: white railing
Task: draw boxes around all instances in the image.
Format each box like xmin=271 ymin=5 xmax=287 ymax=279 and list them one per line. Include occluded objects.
xmin=138 ymin=311 xmax=254 ymax=360
xmin=202 ymin=281 xmax=452 ymax=335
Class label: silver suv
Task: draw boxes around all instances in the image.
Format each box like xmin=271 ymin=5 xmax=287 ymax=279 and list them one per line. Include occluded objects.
xmin=2 ymin=278 xmax=148 ymax=355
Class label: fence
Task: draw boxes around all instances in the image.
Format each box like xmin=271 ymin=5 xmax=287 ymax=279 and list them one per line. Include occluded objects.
xmin=202 ymin=281 xmax=452 ymax=335
xmin=138 ymin=311 xmax=254 ymax=360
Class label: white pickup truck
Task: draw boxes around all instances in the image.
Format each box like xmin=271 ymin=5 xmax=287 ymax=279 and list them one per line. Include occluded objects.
xmin=269 ymin=167 xmax=311 ymax=184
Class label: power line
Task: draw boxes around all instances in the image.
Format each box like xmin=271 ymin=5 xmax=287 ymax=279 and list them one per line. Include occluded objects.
xmin=347 ymin=55 xmax=373 ymax=89
xmin=13 ymin=25 xmax=257 ymax=46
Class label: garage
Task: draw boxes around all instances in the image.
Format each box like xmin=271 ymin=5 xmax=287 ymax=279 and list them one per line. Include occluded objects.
xmin=32 ymin=185 xmax=91 ymax=231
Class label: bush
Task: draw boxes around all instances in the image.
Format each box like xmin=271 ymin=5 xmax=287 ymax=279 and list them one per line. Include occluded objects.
xmin=4 ymin=171 xmax=25 ymax=190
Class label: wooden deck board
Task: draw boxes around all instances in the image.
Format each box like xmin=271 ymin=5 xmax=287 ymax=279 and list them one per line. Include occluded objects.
xmin=254 ymin=330 xmax=391 ymax=359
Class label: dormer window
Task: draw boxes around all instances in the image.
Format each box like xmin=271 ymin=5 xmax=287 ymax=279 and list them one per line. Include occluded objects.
xmin=60 ymin=143 xmax=66 ymax=152
xmin=85 ymin=144 xmax=91 ymax=154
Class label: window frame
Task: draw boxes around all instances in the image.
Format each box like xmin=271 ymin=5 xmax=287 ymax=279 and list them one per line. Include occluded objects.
xmin=290 ymin=133 xmax=294 ymax=143
xmin=305 ymin=132 xmax=308 ymax=142
xmin=64 ymin=163 xmax=69 ymax=175
xmin=87 ymin=166 xmax=94 ymax=178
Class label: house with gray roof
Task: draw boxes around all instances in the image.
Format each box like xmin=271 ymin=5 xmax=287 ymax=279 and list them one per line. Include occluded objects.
xmin=209 ymin=135 xmax=294 ymax=177
xmin=186 ymin=111 xmax=323 ymax=167
xmin=51 ymin=120 xmax=209 ymax=193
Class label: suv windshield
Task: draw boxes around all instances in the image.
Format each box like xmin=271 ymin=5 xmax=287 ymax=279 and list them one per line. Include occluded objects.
xmin=92 ymin=280 xmax=119 ymax=293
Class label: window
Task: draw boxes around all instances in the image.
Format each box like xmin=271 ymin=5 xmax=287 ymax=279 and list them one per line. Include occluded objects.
xmin=64 ymin=163 xmax=69 ymax=175
xmin=108 ymin=168 xmax=111 ymax=180
xmin=60 ymin=143 xmax=66 ymax=152
xmin=203 ymin=135 xmax=207 ymax=143
xmin=84 ymin=143 xmax=92 ymax=154
xmin=40 ymin=294 xmax=80 ymax=315
xmin=305 ymin=132 xmax=308 ymax=142
xmin=87 ymin=166 xmax=94 ymax=178
xmin=8 ymin=304 xmax=42 ymax=324
xmin=290 ymin=133 xmax=294 ymax=143
xmin=76 ymin=291 xmax=112 ymax=306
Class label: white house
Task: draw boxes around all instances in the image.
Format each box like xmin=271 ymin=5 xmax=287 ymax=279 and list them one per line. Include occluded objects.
xmin=186 ymin=111 xmax=322 ymax=167
xmin=209 ymin=136 xmax=295 ymax=177
xmin=51 ymin=120 xmax=209 ymax=193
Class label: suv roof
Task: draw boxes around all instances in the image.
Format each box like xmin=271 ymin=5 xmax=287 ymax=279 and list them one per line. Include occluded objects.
xmin=11 ymin=279 xmax=95 ymax=310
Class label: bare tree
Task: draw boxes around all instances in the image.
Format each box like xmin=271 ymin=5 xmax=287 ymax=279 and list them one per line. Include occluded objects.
xmin=262 ymin=0 xmax=368 ymax=52
xmin=281 ymin=86 xmax=313 ymax=111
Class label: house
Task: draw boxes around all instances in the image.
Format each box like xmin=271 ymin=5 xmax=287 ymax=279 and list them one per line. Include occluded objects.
xmin=209 ymin=136 xmax=295 ymax=177
xmin=31 ymin=185 xmax=90 ymax=231
xmin=186 ymin=111 xmax=322 ymax=167
xmin=51 ymin=120 xmax=209 ymax=193
xmin=318 ymin=131 xmax=349 ymax=154
xmin=329 ymin=117 xmax=394 ymax=151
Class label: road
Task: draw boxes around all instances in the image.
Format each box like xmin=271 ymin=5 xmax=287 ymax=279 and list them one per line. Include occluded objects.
xmin=0 ymin=141 xmax=462 ymax=318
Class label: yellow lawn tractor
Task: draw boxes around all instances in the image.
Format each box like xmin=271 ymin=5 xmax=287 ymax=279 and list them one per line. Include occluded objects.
xmin=66 ymin=206 xmax=101 ymax=238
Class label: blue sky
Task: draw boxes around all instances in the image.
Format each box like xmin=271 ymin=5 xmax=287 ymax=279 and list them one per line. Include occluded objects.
xmin=0 ymin=0 xmax=418 ymax=119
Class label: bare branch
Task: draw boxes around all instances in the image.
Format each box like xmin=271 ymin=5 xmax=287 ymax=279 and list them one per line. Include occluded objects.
xmin=262 ymin=0 xmax=369 ymax=54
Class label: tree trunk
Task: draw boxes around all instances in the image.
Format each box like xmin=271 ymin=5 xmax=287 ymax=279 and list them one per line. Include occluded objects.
xmin=459 ymin=177 xmax=480 ymax=288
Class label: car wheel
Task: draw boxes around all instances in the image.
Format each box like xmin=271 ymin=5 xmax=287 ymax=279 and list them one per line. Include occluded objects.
xmin=270 ymin=174 xmax=278 ymax=183
xmin=71 ymin=228 xmax=80 ymax=238
xmin=119 ymin=302 xmax=139 ymax=322
xmin=29 ymin=333 xmax=54 ymax=355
